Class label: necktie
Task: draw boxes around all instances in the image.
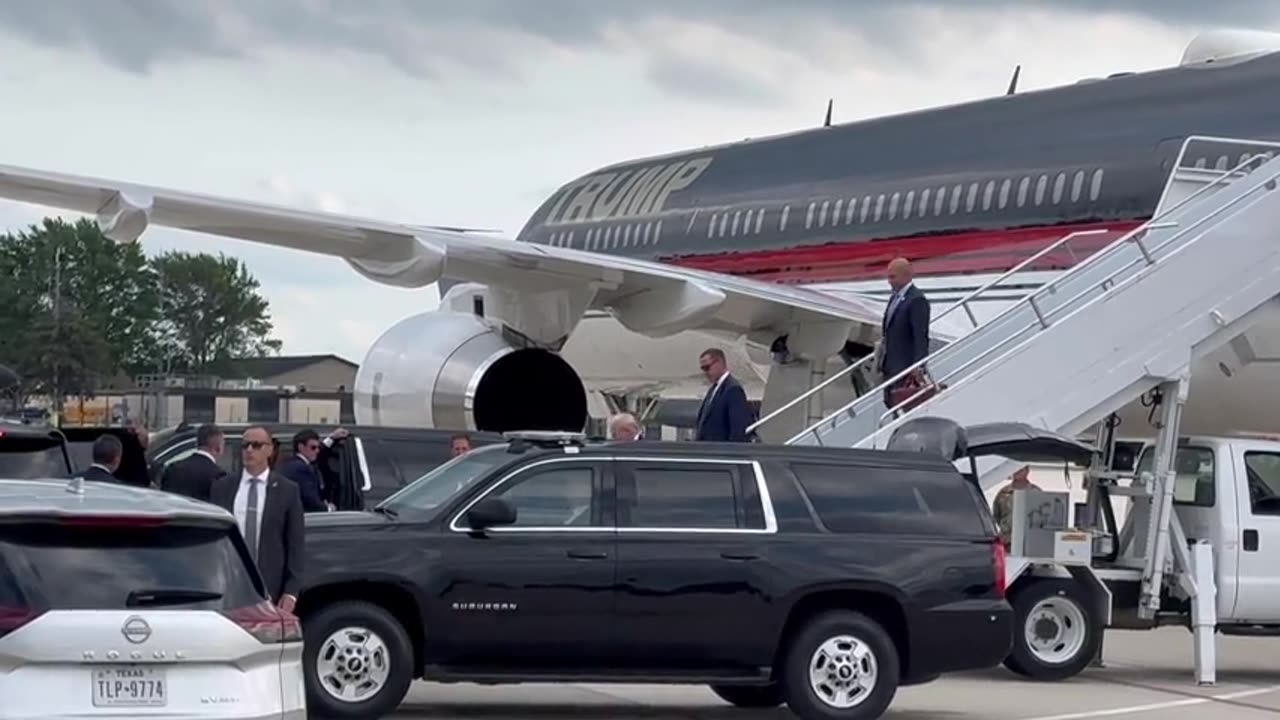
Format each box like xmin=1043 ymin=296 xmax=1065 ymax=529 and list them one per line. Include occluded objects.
xmin=245 ymin=477 xmax=261 ymax=562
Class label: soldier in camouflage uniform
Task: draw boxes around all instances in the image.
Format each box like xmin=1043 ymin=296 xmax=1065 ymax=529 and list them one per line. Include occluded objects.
xmin=992 ymin=465 xmax=1039 ymax=545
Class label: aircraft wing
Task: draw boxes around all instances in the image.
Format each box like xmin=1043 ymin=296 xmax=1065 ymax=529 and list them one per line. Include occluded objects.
xmin=0 ymin=161 xmax=891 ymax=350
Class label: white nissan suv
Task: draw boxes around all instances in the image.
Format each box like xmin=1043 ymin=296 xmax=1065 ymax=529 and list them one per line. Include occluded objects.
xmin=0 ymin=476 xmax=305 ymax=719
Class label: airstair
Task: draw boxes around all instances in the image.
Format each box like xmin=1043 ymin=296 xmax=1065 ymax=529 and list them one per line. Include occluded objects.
xmin=767 ymin=136 xmax=1280 ymax=488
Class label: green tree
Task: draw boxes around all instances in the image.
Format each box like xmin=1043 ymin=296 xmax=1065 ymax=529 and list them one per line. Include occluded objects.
xmin=0 ymin=218 xmax=158 ymax=403
xmin=151 ymin=251 xmax=282 ymax=374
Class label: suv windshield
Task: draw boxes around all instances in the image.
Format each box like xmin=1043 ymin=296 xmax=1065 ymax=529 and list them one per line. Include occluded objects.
xmin=0 ymin=435 xmax=72 ymax=479
xmin=378 ymin=445 xmax=512 ymax=515
xmin=0 ymin=520 xmax=263 ymax=611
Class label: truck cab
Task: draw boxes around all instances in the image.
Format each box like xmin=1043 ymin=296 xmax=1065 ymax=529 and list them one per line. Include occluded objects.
xmin=1133 ymin=434 xmax=1280 ymax=626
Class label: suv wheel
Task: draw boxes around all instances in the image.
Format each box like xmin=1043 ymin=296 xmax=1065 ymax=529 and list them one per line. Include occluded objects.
xmin=781 ymin=610 xmax=899 ymax=720
xmin=709 ymin=683 xmax=784 ymax=707
xmin=1004 ymin=578 xmax=1100 ymax=681
xmin=303 ymin=601 xmax=414 ymax=719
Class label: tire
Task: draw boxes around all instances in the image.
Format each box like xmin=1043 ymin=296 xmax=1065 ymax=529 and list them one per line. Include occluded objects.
xmin=709 ymin=683 xmax=784 ymax=707
xmin=1003 ymin=578 xmax=1101 ymax=681
xmin=780 ymin=610 xmax=900 ymax=720
xmin=302 ymin=600 xmax=415 ymax=719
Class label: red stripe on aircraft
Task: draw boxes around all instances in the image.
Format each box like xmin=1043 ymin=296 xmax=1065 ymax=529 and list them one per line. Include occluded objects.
xmin=663 ymin=220 xmax=1146 ymax=284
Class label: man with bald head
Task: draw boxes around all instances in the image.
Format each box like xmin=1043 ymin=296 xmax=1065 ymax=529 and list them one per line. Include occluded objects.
xmin=209 ymin=425 xmax=305 ymax=612
xmin=877 ymin=257 xmax=932 ymax=406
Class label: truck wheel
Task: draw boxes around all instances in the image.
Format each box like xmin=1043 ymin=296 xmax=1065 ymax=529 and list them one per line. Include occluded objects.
xmin=1004 ymin=579 xmax=1101 ymax=681
xmin=303 ymin=600 xmax=415 ymax=719
xmin=709 ymin=683 xmax=784 ymax=707
xmin=781 ymin=610 xmax=900 ymax=720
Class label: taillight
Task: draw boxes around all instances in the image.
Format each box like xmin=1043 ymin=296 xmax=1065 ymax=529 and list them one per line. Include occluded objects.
xmin=992 ymin=539 xmax=1007 ymax=599
xmin=0 ymin=606 xmax=39 ymax=638
xmin=221 ymin=601 xmax=302 ymax=644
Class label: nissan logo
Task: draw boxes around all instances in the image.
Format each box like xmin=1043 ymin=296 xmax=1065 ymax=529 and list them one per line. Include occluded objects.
xmin=121 ymin=616 xmax=152 ymax=644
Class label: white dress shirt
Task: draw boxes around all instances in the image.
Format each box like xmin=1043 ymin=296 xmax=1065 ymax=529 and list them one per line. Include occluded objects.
xmin=233 ymin=468 xmax=269 ymax=555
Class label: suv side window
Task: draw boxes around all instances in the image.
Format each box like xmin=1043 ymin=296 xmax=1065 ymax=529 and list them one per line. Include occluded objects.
xmin=619 ymin=461 xmax=766 ymax=531
xmin=458 ymin=461 xmax=604 ymax=529
xmin=790 ymin=462 xmax=987 ymax=536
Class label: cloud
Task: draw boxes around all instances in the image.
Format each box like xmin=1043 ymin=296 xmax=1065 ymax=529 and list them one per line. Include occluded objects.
xmin=3 ymin=0 xmax=1277 ymax=104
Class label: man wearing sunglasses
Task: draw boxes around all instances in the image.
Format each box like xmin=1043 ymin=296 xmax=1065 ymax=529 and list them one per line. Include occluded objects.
xmin=209 ymin=425 xmax=305 ymax=613
xmin=282 ymin=427 xmax=349 ymax=512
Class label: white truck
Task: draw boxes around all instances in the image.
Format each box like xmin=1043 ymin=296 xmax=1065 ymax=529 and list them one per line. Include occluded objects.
xmin=978 ymin=406 xmax=1280 ymax=683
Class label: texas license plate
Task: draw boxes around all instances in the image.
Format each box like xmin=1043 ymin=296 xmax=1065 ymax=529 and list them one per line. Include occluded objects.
xmin=91 ymin=666 xmax=167 ymax=707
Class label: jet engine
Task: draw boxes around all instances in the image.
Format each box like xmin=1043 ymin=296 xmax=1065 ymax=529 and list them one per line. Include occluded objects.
xmin=352 ymin=310 xmax=588 ymax=432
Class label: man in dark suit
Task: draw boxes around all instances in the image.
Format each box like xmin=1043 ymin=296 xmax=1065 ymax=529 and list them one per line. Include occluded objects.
xmin=877 ymin=257 xmax=932 ymax=406
xmin=76 ymin=435 xmax=123 ymax=483
xmin=160 ymin=424 xmax=226 ymax=501
xmin=280 ymin=427 xmax=349 ymax=512
xmin=694 ymin=348 xmax=756 ymax=442
xmin=210 ymin=425 xmax=304 ymax=612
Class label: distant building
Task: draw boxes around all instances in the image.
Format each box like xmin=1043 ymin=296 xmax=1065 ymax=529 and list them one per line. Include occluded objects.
xmin=219 ymin=354 xmax=358 ymax=393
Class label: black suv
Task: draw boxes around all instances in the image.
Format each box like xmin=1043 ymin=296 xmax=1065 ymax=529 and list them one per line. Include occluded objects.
xmin=0 ymin=421 xmax=73 ymax=478
xmin=292 ymin=419 xmax=1094 ymax=720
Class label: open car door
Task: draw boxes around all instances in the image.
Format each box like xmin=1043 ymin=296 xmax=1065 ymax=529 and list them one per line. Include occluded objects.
xmin=59 ymin=426 xmax=150 ymax=486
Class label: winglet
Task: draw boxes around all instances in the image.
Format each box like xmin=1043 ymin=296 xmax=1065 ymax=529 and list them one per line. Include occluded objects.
xmin=823 ymin=99 xmax=834 ymax=127
xmin=1006 ymin=65 xmax=1021 ymax=95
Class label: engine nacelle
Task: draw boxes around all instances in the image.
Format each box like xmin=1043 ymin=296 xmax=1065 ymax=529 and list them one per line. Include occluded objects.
xmin=353 ymin=310 xmax=588 ymax=432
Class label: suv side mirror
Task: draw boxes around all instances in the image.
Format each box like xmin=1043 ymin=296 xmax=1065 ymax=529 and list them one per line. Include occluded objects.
xmin=466 ymin=497 xmax=517 ymax=530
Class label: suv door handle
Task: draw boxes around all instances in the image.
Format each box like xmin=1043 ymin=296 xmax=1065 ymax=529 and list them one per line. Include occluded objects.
xmin=567 ymin=550 xmax=608 ymax=560
xmin=1244 ymin=529 xmax=1259 ymax=552
xmin=720 ymin=552 xmax=759 ymax=561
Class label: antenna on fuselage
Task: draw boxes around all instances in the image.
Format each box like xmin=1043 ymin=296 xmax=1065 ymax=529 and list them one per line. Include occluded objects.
xmin=1006 ymin=65 xmax=1021 ymax=95
xmin=823 ymin=98 xmax=833 ymax=127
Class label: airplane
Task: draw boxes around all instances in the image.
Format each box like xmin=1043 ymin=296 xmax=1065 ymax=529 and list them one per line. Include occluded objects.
xmin=3 ymin=29 xmax=1280 ymax=443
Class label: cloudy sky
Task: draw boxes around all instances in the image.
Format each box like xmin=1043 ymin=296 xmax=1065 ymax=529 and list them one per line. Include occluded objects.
xmin=1 ymin=0 xmax=1275 ymax=364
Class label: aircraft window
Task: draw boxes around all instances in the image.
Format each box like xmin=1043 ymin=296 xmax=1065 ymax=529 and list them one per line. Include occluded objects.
xmin=1238 ymin=153 xmax=1252 ymax=168
xmin=623 ymin=224 xmax=632 ymax=246
xmin=755 ymin=210 xmax=765 ymax=234
xmin=1035 ymin=175 xmax=1048 ymax=206
xmin=1052 ymin=173 xmax=1066 ymax=204
xmin=1089 ymin=169 xmax=1106 ymax=202
xmin=889 ymin=192 xmax=900 ymax=221
xmin=1216 ymin=155 xmax=1229 ymax=171
xmin=567 ymin=231 xmax=576 ymax=248
xmin=934 ymin=187 xmax=946 ymax=216
xmin=903 ymin=191 xmax=914 ymax=220
xmin=806 ymin=202 xmax=816 ymax=229
xmin=780 ymin=205 xmax=790 ymax=232
xmin=719 ymin=214 xmax=729 ymax=237
xmin=642 ymin=223 xmax=651 ymax=245
xmin=861 ymin=196 xmax=872 ymax=223
xmin=998 ymin=179 xmax=1011 ymax=209
xmin=731 ymin=211 xmax=741 ymax=236
xmin=950 ymin=185 xmax=962 ymax=214
xmin=707 ymin=215 xmax=716 ymax=238
xmin=875 ymin=195 xmax=885 ymax=222
xmin=609 ymin=226 xmax=618 ymax=247
xmin=1017 ymin=177 xmax=1030 ymax=207
xmin=982 ymin=181 xmax=995 ymax=211
xmin=918 ymin=189 xmax=930 ymax=219
xmin=833 ymin=199 xmax=843 ymax=226
xmin=1071 ymin=171 xmax=1085 ymax=203
xmin=655 ymin=220 xmax=663 ymax=243
xmin=1193 ymin=157 xmax=1207 ymax=169
xmin=966 ymin=183 xmax=978 ymax=213
xmin=820 ymin=200 xmax=830 ymax=228
xmin=742 ymin=210 xmax=752 ymax=235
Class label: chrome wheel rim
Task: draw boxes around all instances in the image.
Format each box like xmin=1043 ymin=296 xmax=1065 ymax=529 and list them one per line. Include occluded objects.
xmin=1024 ymin=596 xmax=1087 ymax=664
xmin=808 ymin=634 xmax=878 ymax=709
xmin=316 ymin=626 xmax=391 ymax=703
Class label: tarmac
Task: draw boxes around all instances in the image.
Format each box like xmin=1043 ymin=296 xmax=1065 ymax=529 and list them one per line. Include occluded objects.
xmin=391 ymin=628 xmax=1279 ymax=719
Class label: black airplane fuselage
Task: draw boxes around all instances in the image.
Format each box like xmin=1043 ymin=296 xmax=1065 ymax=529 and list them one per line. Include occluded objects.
xmin=516 ymin=49 xmax=1280 ymax=288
